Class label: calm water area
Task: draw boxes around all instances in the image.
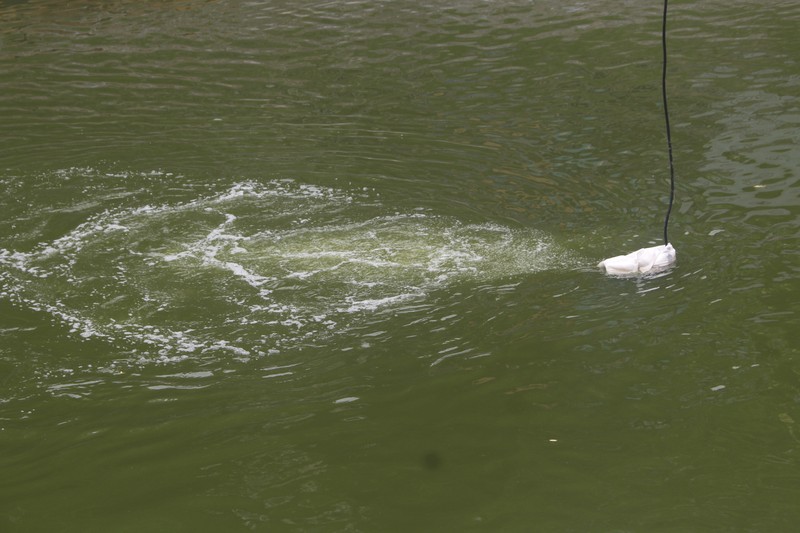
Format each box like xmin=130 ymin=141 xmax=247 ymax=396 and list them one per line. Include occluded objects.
xmin=1 ymin=0 xmax=799 ymax=530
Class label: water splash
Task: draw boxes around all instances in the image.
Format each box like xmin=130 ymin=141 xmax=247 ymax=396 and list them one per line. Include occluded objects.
xmin=0 ymin=178 xmax=579 ymax=362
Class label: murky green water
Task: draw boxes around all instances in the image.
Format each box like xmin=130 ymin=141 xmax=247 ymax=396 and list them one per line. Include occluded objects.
xmin=2 ymin=0 xmax=799 ymax=530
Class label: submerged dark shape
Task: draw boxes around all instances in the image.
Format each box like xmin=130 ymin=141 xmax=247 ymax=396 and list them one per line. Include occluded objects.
xmin=422 ymin=451 xmax=443 ymax=471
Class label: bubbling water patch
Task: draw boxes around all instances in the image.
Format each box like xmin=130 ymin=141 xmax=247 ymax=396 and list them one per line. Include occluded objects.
xmin=0 ymin=179 xmax=578 ymax=362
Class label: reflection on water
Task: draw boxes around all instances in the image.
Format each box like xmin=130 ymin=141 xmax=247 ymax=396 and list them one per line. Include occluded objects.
xmin=703 ymin=90 xmax=799 ymax=213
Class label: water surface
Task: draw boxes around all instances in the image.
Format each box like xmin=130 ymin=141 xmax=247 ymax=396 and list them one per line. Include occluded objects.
xmin=1 ymin=0 xmax=799 ymax=530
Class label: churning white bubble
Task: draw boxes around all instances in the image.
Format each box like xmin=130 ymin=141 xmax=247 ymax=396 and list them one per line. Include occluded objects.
xmin=0 ymin=178 xmax=580 ymax=361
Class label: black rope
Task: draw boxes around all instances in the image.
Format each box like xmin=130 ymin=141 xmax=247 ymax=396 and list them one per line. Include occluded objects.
xmin=662 ymin=0 xmax=676 ymax=246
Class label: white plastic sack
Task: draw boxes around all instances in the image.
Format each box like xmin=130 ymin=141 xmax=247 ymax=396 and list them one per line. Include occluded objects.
xmin=598 ymin=243 xmax=676 ymax=275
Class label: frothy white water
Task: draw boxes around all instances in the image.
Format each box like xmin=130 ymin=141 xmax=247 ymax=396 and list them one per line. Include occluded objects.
xmin=0 ymin=179 xmax=579 ymax=362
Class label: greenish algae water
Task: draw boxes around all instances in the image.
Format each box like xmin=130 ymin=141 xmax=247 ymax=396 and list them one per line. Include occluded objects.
xmin=1 ymin=0 xmax=799 ymax=531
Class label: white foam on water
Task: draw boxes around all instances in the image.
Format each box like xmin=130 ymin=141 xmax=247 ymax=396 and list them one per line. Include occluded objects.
xmin=0 ymin=177 xmax=580 ymax=364
xmin=340 ymin=292 xmax=425 ymax=313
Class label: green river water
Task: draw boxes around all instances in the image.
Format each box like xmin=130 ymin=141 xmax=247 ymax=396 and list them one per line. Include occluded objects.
xmin=1 ymin=0 xmax=799 ymax=530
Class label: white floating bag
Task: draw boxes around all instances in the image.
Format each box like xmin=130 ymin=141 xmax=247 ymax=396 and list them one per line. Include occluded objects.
xmin=598 ymin=243 xmax=676 ymax=275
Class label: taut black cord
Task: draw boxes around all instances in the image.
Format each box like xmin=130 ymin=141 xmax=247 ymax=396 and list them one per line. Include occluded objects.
xmin=662 ymin=0 xmax=676 ymax=246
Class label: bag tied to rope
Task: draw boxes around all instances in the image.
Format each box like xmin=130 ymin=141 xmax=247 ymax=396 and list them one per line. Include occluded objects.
xmin=598 ymin=243 xmax=676 ymax=275
xmin=598 ymin=0 xmax=678 ymax=276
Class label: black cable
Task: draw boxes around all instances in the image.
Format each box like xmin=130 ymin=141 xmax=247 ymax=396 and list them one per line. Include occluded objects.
xmin=662 ymin=0 xmax=676 ymax=246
